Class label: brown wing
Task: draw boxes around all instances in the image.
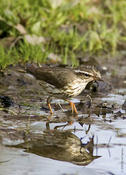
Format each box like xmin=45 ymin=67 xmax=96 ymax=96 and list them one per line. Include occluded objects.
xmin=26 ymin=64 xmax=76 ymax=88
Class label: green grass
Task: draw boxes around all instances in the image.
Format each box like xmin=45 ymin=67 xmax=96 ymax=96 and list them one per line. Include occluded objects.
xmin=0 ymin=0 xmax=126 ymax=68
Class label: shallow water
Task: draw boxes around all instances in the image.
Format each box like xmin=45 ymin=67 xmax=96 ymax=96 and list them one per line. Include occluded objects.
xmin=0 ymin=86 xmax=126 ymax=175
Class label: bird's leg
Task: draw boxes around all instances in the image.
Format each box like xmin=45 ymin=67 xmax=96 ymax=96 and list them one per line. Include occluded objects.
xmin=72 ymin=102 xmax=78 ymax=114
xmin=68 ymin=100 xmax=78 ymax=114
xmin=47 ymin=97 xmax=53 ymax=114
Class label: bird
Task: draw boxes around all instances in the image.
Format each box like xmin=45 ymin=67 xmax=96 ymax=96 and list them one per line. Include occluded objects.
xmin=26 ymin=64 xmax=101 ymax=114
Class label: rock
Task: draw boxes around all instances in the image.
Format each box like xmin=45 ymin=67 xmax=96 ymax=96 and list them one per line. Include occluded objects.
xmin=84 ymin=80 xmax=112 ymax=94
xmin=0 ymin=95 xmax=14 ymax=108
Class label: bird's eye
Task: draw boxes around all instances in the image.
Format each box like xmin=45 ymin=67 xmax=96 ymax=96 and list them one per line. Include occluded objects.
xmin=84 ymin=73 xmax=90 ymax=77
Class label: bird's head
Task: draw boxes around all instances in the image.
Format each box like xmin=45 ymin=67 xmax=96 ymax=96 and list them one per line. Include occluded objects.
xmin=74 ymin=66 xmax=102 ymax=84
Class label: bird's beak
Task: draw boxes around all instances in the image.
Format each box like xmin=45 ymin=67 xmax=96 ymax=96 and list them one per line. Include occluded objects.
xmin=94 ymin=75 xmax=103 ymax=82
xmin=100 ymin=78 xmax=104 ymax=81
xmin=97 ymin=77 xmax=103 ymax=81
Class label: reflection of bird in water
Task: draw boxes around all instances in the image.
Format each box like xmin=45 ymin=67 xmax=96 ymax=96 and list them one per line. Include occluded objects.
xmin=16 ymin=128 xmax=99 ymax=166
xmin=26 ymin=64 xmax=101 ymax=114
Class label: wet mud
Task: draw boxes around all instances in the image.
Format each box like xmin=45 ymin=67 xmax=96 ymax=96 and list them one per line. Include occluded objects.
xmin=0 ymin=58 xmax=126 ymax=175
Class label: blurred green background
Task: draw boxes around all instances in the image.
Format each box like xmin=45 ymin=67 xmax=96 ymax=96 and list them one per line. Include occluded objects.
xmin=0 ymin=0 xmax=126 ymax=68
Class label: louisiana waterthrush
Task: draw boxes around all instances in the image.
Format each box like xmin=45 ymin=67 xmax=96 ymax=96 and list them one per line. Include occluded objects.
xmin=26 ymin=64 xmax=101 ymax=114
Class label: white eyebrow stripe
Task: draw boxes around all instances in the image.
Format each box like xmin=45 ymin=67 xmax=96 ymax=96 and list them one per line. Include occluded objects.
xmin=74 ymin=70 xmax=92 ymax=75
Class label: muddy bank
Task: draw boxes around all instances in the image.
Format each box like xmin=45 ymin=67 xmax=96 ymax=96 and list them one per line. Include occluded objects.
xmin=0 ymin=57 xmax=126 ymax=175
